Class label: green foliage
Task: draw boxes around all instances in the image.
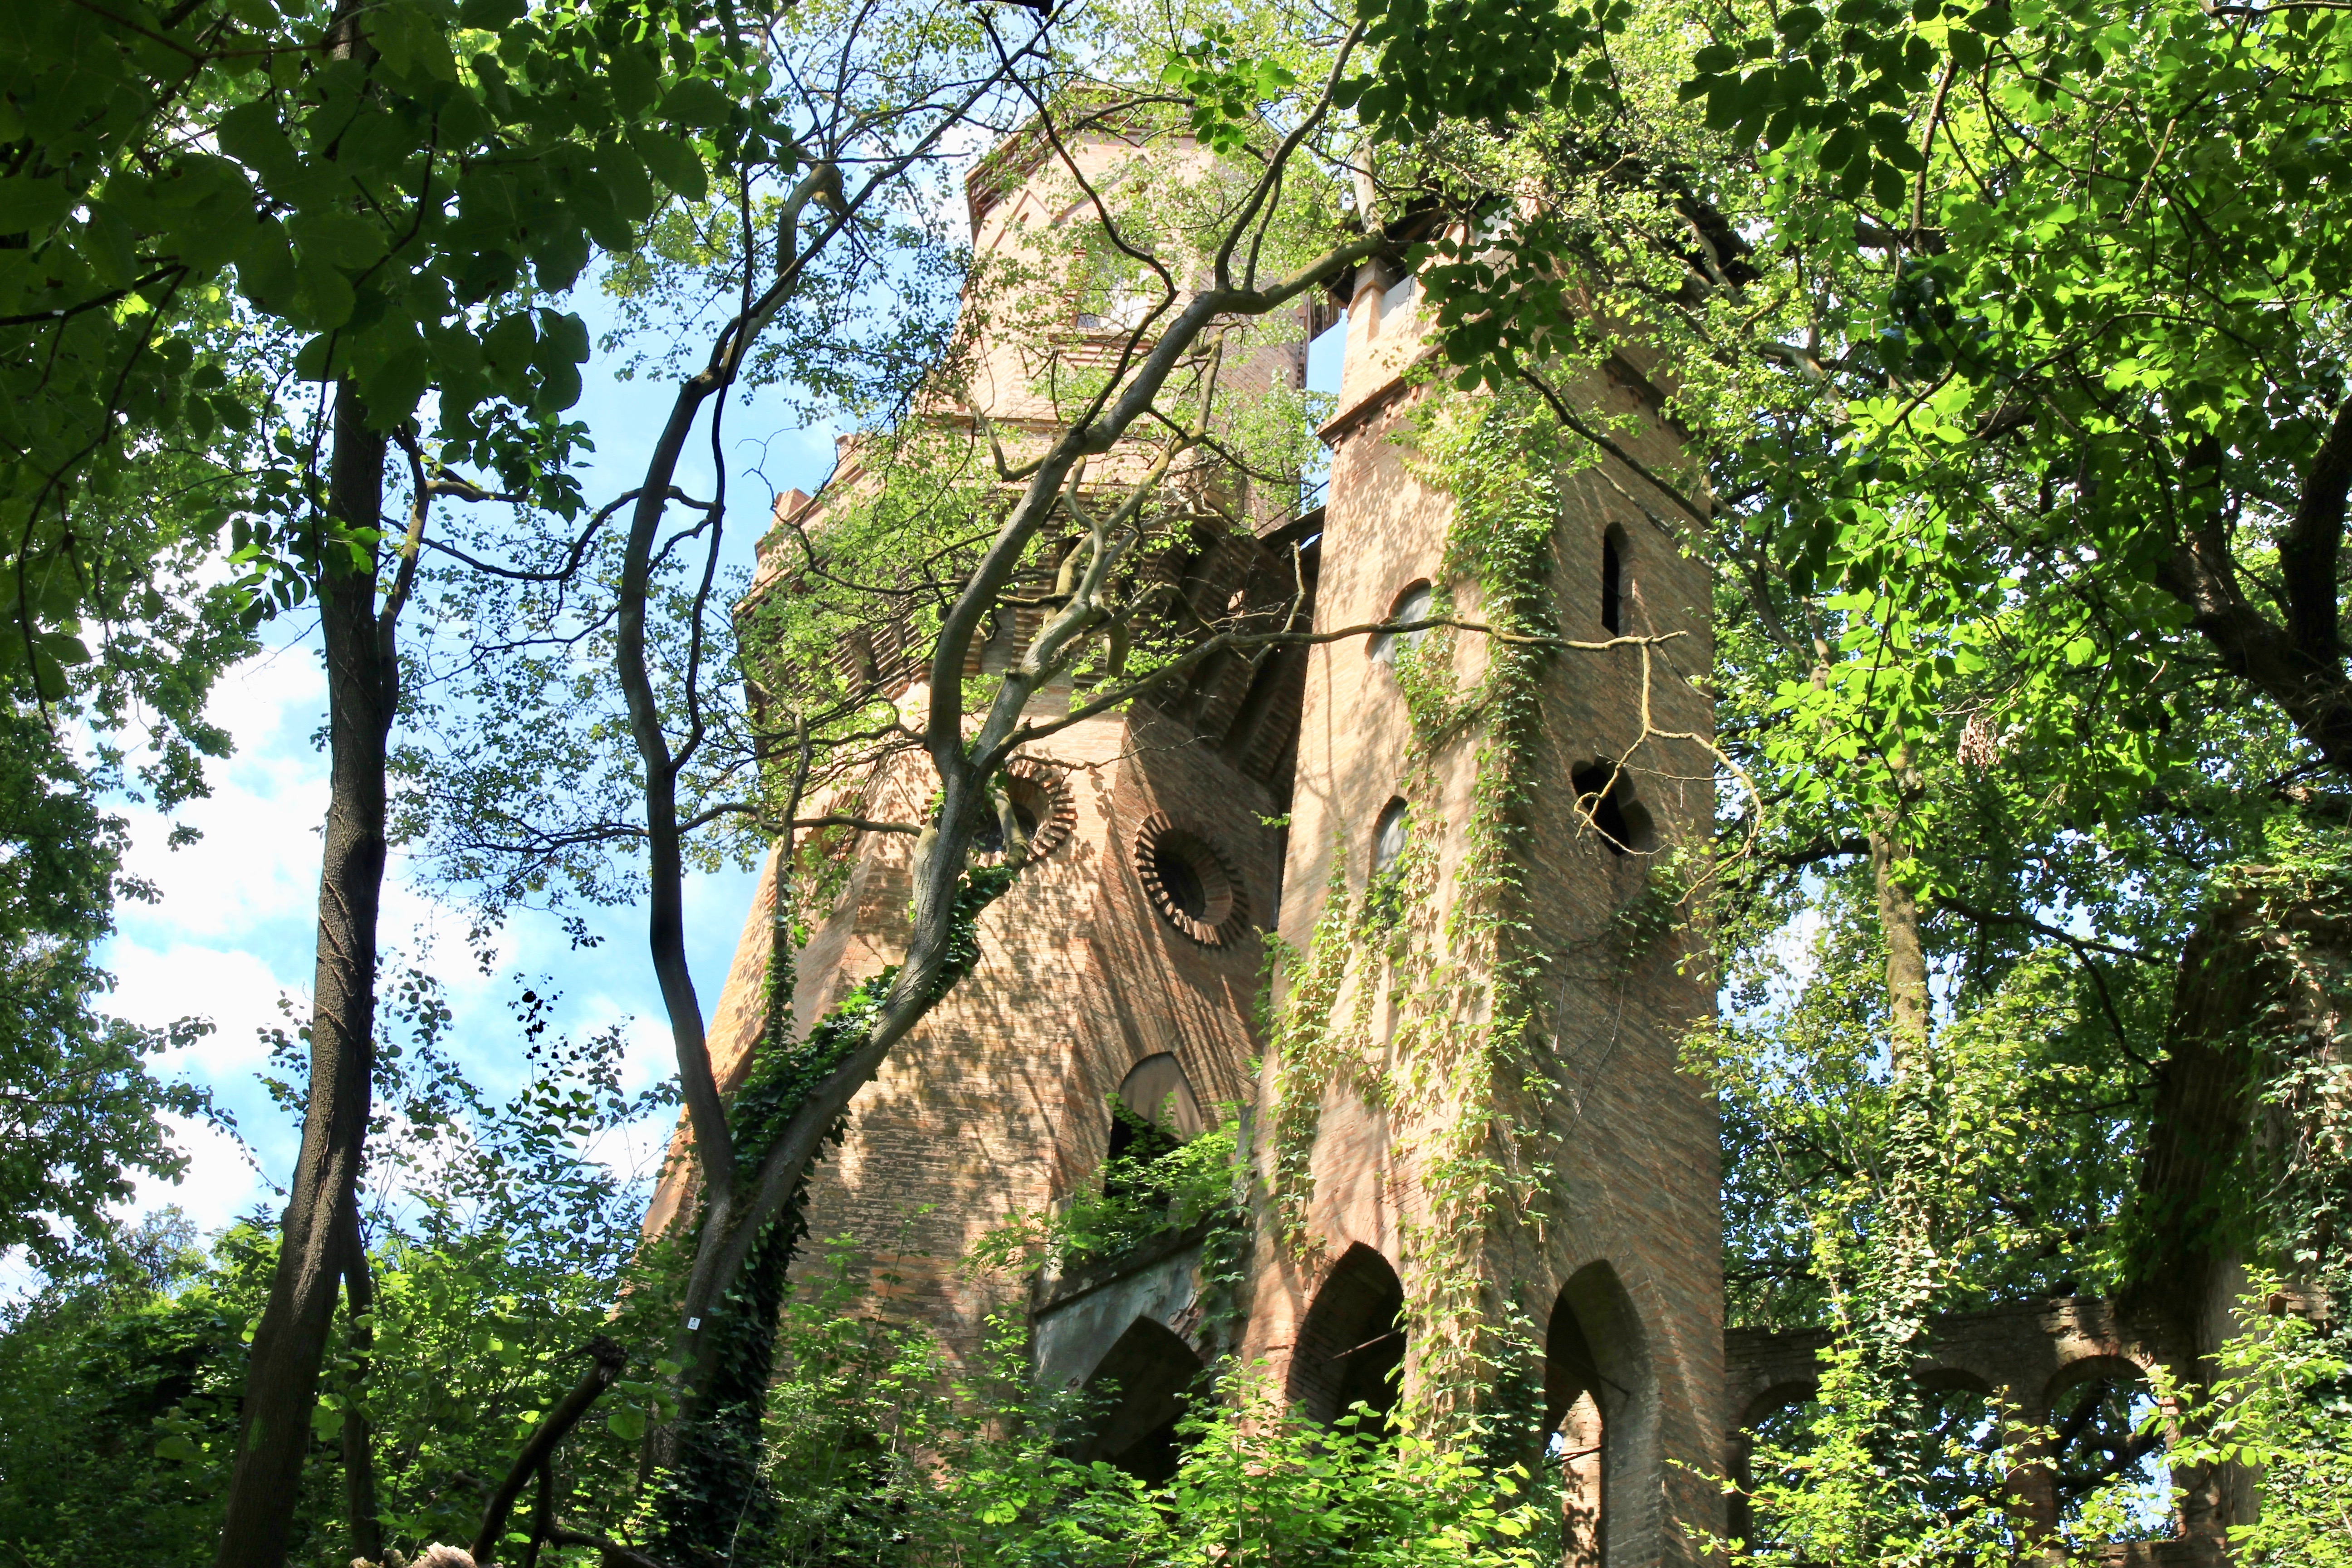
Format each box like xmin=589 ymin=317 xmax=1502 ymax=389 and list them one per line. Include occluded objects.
xmin=1161 ymin=27 xmax=1298 ymax=154
xmin=0 ymin=1213 xmax=272 ymax=1567
xmin=647 ymin=1252 xmax=1568 ymax=1568
xmin=1 ymin=0 xmax=739 ymax=662
xmin=1340 ymin=0 xmax=1631 ymax=133
xmin=2160 ymin=1279 xmax=2352 ymax=1565
xmin=0 ymin=965 xmax=676 ymax=1568
xmin=1705 ymin=880 xmax=2155 ymax=1331
xmin=970 ymin=1107 xmax=1245 ymax=1278
xmin=0 ymin=701 xmax=226 ymax=1269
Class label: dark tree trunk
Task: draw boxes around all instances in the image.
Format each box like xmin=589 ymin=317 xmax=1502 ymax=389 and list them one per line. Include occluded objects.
xmin=340 ymin=1201 xmax=383 ymax=1563
xmin=216 ymin=382 xmax=392 ymax=1568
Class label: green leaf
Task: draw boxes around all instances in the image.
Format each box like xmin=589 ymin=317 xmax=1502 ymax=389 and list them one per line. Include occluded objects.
xmin=0 ymin=176 xmax=73 ymax=236
xmin=608 ymin=44 xmax=660 ymax=117
xmin=292 ymin=253 xmax=355 ymax=331
xmin=38 ymin=633 xmax=91 ymax=667
xmin=1776 ymin=6 xmax=1827 ymax=42
xmin=538 ymin=309 xmax=590 ymax=367
xmin=1870 ymin=159 xmax=1907 ymax=211
xmin=288 ymin=211 xmax=387 ymax=269
xmin=607 ymin=1404 xmax=647 ymax=1441
xmin=236 ymin=218 xmax=297 ymax=313
xmin=595 ymin=142 xmax=657 ymax=224
xmin=628 ymin=126 xmax=706 ymax=201
xmin=482 ymin=310 xmax=537 ymax=374
xmin=214 ymin=99 xmax=299 ymax=185
xmin=660 ymin=78 xmax=731 ymax=128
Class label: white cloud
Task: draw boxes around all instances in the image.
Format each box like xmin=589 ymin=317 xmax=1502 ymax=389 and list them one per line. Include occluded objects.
xmin=115 ymin=646 xmax=328 ymax=947
xmin=130 ymin=1111 xmax=274 ymax=1236
xmin=108 ymin=939 xmax=298 ymax=1080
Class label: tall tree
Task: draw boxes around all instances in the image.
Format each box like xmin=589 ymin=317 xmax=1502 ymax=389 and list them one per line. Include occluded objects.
xmin=8 ymin=0 xmax=739 ymax=1559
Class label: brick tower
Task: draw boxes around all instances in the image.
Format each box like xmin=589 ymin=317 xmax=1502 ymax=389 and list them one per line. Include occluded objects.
xmin=1231 ymin=261 xmax=1722 ymax=1563
xmin=661 ymin=124 xmax=1721 ymax=1564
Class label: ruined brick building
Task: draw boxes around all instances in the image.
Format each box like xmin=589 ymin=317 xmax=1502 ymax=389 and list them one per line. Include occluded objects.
xmin=648 ymin=122 xmax=2244 ymax=1566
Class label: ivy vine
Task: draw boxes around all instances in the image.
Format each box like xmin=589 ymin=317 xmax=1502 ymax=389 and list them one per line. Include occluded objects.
xmin=1262 ymin=387 xmax=1589 ymax=1436
xmin=652 ymin=858 xmax=1021 ymax=1559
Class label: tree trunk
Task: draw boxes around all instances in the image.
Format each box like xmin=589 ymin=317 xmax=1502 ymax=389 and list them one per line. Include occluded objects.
xmin=340 ymin=1201 xmax=383 ymax=1564
xmin=1853 ymin=815 xmax=1947 ymax=1539
xmin=216 ymin=381 xmax=392 ymax=1568
xmin=1869 ymin=824 xmax=1931 ymax=1069
xmin=1867 ymin=822 xmax=1939 ymax=1297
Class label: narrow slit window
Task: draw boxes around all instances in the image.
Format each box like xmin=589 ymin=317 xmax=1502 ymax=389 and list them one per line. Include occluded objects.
xmin=1601 ymin=527 xmax=1626 ymax=636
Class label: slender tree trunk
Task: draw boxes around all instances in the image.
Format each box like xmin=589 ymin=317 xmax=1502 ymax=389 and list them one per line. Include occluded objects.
xmin=216 ymin=382 xmax=392 ymax=1568
xmin=1869 ymin=824 xmax=1931 ymax=1068
xmin=340 ymin=1201 xmax=383 ymax=1564
xmin=1868 ymin=818 xmax=1939 ymax=1288
xmin=1857 ymin=812 xmax=1950 ymax=1539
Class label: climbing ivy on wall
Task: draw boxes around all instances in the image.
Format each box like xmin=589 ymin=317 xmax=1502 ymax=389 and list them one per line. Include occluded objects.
xmin=1262 ymin=386 xmax=1589 ymax=1436
xmin=651 ymin=858 xmax=1021 ymax=1560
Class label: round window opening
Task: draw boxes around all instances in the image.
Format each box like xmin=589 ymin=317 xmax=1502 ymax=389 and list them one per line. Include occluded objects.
xmin=1153 ymin=839 xmax=1210 ymax=919
xmin=1134 ymin=814 xmax=1250 ymax=947
xmin=974 ymin=799 xmax=1041 ymax=858
xmin=972 ymin=759 xmax=1077 ymax=864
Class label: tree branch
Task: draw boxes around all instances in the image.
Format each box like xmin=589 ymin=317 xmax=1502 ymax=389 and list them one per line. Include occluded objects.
xmin=470 ymin=1338 xmax=627 ymax=1564
xmin=2279 ymin=393 xmax=2352 ymax=662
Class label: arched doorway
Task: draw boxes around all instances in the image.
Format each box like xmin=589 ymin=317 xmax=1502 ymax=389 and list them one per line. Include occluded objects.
xmin=1544 ymin=1264 xmax=1657 ymax=1568
xmin=1079 ymin=1317 xmax=1205 ymax=1484
xmin=1726 ymin=1381 xmax=1818 ymax=1551
xmin=2043 ymin=1357 xmax=2176 ymax=1543
xmin=1286 ymin=1242 xmax=1406 ymax=1431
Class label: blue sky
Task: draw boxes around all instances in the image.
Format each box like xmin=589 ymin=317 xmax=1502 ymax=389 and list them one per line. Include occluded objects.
xmin=77 ymin=301 xmax=1350 ymax=1263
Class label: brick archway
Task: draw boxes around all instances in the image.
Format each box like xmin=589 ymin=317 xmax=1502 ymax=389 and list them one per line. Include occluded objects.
xmin=1286 ymin=1242 xmax=1406 ymax=1429
xmin=1546 ymin=1263 xmax=1660 ymax=1568
xmin=1078 ymin=1316 xmax=1207 ymax=1483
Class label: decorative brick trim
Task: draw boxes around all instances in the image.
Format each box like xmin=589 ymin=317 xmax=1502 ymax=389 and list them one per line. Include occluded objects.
xmin=1132 ymin=812 xmax=1252 ymax=947
xmin=1004 ymin=756 xmax=1077 ymax=860
xmin=972 ymin=755 xmax=1077 ymax=867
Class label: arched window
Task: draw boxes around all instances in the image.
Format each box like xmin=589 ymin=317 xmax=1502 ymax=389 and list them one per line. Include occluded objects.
xmin=1372 ymin=797 xmax=1411 ymax=877
xmin=1545 ymin=1264 xmax=1657 ymax=1568
xmin=1570 ymin=764 xmax=1655 ymax=857
xmin=1368 ymin=797 xmax=1412 ymax=925
xmin=1114 ymin=1053 xmax=1205 ymax=1142
xmin=1287 ymin=1243 xmax=1406 ymax=1432
xmin=1726 ymin=1382 xmax=1820 ymax=1552
xmin=1369 ymin=581 xmax=1433 ymax=665
xmin=1600 ymin=526 xmax=1628 ymax=636
xmin=2045 ymin=1360 xmax=2175 ymax=1541
xmin=1078 ymin=1318 xmax=1205 ymax=1483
